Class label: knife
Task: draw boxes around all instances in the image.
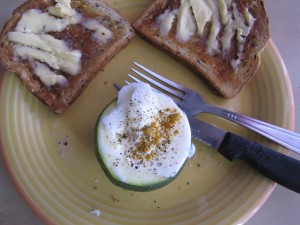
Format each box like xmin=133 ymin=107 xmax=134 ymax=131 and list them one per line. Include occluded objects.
xmin=188 ymin=116 xmax=300 ymax=194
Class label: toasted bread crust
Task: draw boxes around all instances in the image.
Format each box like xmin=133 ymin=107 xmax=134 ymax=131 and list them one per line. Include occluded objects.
xmin=133 ymin=0 xmax=270 ymax=98
xmin=0 ymin=0 xmax=135 ymax=113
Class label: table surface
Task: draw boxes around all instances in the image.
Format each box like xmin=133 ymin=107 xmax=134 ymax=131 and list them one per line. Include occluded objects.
xmin=0 ymin=0 xmax=299 ymax=224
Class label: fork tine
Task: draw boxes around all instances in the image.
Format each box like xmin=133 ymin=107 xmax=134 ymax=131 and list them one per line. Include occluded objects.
xmin=114 ymin=83 xmax=123 ymax=91
xmin=114 ymin=81 xmax=135 ymax=90
xmin=128 ymin=74 xmax=179 ymax=102
xmin=128 ymin=74 xmax=142 ymax=83
xmin=134 ymin=62 xmax=189 ymax=93
xmin=131 ymin=68 xmax=184 ymax=99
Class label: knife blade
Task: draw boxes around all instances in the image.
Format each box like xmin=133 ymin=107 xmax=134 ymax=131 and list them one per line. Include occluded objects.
xmin=188 ymin=116 xmax=300 ymax=194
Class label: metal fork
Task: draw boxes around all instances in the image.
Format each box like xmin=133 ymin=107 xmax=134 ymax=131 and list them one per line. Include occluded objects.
xmin=123 ymin=61 xmax=300 ymax=155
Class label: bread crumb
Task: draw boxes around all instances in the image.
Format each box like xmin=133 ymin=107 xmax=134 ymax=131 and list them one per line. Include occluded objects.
xmin=58 ymin=135 xmax=71 ymax=158
xmin=89 ymin=209 xmax=101 ymax=217
xmin=111 ymin=195 xmax=120 ymax=203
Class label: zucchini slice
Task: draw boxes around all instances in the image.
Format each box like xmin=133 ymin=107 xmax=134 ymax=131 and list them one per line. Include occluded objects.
xmin=95 ymin=83 xmax=194 ymax=191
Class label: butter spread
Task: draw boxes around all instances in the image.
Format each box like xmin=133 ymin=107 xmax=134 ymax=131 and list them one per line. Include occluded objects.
xmin=231 ymin=54 xmax=241 ymax=71
xmin=156 ymin=0 xmax=256 ymax=71
xmin=176 ymin=0 xmax=196 ymax=42
xmin=221 ymin=16 xmax=234 ymax=51
xmin=244 ymin=7 xmax=255 ymax=27
xmin=156 ymin=9 xmax=178 ymax=35
xmin=34 ymin=62 xmax=67 ymax=86
xmin=236 ymin=27 xmax=244 ymax=43
xmin=190 ymin=0 xmax=213 ymax=34
xmin=9 ymin=31 xmax=82 ymax=75
xmin=8 ymin=0 xmax=114 ymax=86
xmin=231 ymin=3 xmax=256 ymax=69
xmin=48 ymin=0 xmax=74 ymax=17
xmin=207 ymin=5 xmax=221 ymax=55
xmin=13 ymin=45 xmax=81 ymax=75
xmin=99 ymin=83 xmax=195 ymax=183
xmin=8 ymin=32 xmax=75 ymax=56
xmin=83 ymin=20 xmax=113 ymax=43
xmin=218 ymin=0 xmax=229 ymax=24
xmin=14 ymin=9 xmax=81 ymax=34
xmin=232 ymin=3 xmax=251 ymax=44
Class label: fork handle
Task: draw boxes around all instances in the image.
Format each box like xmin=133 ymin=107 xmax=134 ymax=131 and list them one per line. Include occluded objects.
xmin=204 ymin=105 xmax=300 ymax=154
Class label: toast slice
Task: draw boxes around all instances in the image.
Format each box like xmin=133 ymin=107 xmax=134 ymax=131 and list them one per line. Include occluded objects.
xmin=0 ymin=0 xmax=135 ymax=113
xmin=133 ymin=0 xmax=269 ymax=98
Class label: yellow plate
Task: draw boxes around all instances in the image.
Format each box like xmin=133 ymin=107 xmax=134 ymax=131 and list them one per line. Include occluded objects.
xmin=0 ymin=1 xmax=295 ymax=225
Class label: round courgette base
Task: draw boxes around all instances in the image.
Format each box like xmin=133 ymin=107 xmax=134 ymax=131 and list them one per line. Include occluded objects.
xmin=94 ymin=98 xmax=186 ymax=192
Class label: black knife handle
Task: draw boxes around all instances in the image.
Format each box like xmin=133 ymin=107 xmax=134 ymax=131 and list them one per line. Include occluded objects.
xmin=218 ymin=132 xmax=300 ymax=194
